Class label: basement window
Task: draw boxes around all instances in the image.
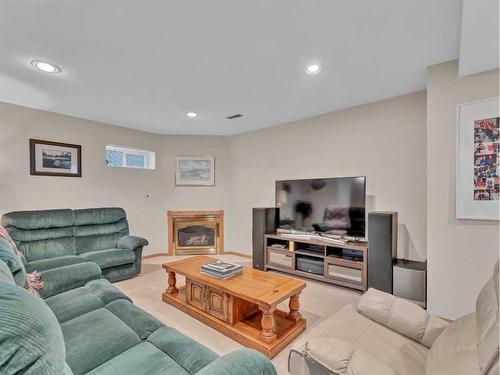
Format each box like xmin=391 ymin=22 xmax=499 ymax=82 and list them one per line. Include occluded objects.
xmin=105 ymin=145 xmax=155 ymax=170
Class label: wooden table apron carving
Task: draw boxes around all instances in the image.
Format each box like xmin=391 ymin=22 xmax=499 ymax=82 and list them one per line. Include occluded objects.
xmin=161 ymin=256 xmax=306 ymax=358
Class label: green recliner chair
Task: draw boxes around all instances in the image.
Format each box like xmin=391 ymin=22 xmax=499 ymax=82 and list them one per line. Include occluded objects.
xmin=1 ymin=207 xmax=148 ymax=282
xmin=0 ymin=233 xmax=277 ymax=375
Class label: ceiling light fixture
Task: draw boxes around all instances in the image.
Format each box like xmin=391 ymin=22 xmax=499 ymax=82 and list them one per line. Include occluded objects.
xmin=305 ymin=64 xmax=321 ymax=75
xmin=31 ymin=60 xmax=61 ymax=73
xmin=186 ymin=112 xmax=198 ymax=118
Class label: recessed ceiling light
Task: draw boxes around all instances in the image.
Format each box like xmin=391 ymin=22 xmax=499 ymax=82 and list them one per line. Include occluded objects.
xmin=31 ymin=60 xmax=61 ymax=73
xmin=306 ymin=64 xmax=321 ymax=75
xmin=186 ymin=112 xmax=198 ymax=118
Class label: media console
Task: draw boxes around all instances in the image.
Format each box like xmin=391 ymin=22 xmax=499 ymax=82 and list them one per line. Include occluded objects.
xmin=264 ymin=233 xmax=368 ymax=291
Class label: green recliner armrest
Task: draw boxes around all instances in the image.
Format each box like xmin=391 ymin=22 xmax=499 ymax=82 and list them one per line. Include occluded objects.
xmin=195 ymin=349 xmax=277 ymax=375
xmin=39 ymin=262 xmax=102 ymax=299
xmin=117 ymin=235 xmax=149 ymax=250
xmin=117 ymin=235 xmax=149 ymax=274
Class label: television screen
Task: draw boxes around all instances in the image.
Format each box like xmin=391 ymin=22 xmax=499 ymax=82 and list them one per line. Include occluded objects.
xmin=275 ymin=177 xmax=366 ymax=238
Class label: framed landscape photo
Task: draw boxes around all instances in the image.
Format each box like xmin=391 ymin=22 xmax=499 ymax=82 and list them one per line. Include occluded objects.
xmin=456 ymin=97 xmax=499 ymax=220
xmin=30 ymin=139 xmax=82 ymax=177
xmin=175 ymin=156 xmax=214 ymax=186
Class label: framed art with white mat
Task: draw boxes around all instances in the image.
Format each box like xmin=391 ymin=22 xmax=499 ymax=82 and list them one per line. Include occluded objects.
xmin=456 ymin=97 xmax=499 ymax=220
xmin=175 ymin=156 xmax=215 ymax=186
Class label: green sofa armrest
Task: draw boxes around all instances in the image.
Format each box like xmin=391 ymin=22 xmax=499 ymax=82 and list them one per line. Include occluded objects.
xmin=39 ymin=262 xmax=102 ymax=299
xmin=117 ymin=235 xmax=149 ymax=250
xmin=117 ymin=235 xmax=148 ymax=274
xmin=195 ymin=349 xmax=277 ymax=375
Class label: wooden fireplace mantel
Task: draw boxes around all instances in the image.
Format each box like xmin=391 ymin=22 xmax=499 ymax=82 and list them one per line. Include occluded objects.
xmin=167 ymin=210 xmax=224 ymax=256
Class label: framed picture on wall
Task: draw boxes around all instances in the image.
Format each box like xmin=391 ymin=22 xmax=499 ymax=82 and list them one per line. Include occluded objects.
xmin=456 ymin=97 xmax=499 ymax=220
xmin=30 ymin=139 xmax=82 ymax=177
xmin=175 ymin=156 xmax=215 ymax=186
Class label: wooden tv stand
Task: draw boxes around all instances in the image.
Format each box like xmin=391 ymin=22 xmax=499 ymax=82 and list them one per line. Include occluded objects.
xmin=264 ymin=233 xmax=368 ymax=291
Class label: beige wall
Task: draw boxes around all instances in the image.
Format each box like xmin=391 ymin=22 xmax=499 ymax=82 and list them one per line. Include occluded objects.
xmin=0 ymin=102 xmax=231 ymax=255
xmin=0 ymin=93 xmax=428 ymax=259
xmin=426 ymin=61 xmax=500 ymax=319
xmin=226 ymin=91 xmax=428 ymax=261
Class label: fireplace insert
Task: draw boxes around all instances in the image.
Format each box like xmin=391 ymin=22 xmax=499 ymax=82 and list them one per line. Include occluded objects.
xmin=177 ymin=225 xmax=215 ymax=248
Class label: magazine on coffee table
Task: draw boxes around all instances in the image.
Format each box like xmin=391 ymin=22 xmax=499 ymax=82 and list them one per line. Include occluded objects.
xmin=201 ymin=260 xmax=242 ymax=273
xmin=200 ymin=260 xmax=243 ymax=279
xmin=200 ymin=269 xmax=242 ymax=280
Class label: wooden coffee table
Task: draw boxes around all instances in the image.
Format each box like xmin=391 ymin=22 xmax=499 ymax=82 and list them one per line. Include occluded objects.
xmin=162 ymin=255 xmax=306 ymax=358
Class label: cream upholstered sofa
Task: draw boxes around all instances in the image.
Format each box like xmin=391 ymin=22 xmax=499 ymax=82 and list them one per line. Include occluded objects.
xmin=289 ymin=261 xmax=499 ymax=375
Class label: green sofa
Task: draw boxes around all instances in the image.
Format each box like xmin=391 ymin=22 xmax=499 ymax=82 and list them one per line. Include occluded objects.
xmin=0 ymin=235 xmax=276 ymax=375
xmin=1 ymin=207 xmax=148 ymax=282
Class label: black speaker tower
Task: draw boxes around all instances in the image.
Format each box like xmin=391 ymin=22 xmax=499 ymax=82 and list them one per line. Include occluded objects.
xmin=252 ymin=208 xmax=278 ymax=270
xmin=367 ymin=212 xmax=397 ymax=293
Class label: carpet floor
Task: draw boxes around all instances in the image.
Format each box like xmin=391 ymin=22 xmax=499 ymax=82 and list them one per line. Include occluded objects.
xmin=114 ymin=254 xmax=361 ymax=374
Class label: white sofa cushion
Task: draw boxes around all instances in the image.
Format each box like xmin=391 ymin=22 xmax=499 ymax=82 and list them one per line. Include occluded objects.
xmin=299 ymin=336 xmax=399 ymax=375
xmin=357 ymin=288 xmax=448 ymax=348
xmin=289 ymin=304 xmax=428 ymax=374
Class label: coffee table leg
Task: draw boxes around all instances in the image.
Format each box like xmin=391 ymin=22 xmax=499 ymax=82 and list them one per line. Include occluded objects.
xmin=166 ymin=271 xmax=178 ymax=295
xmin=288 ymin=294 xmax=302 ymax=322
xmin=259 ymin=307 xmax=277 ymax=343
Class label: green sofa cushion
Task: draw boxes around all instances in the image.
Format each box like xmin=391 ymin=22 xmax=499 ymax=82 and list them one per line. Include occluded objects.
xmin=75 ymin=230 xmax=128 ymax=253
xmin=0 ymin=280 xmax=67 ymax=375
xmin=79 ymin=248 xmax=135 ymax=269
xmin=45 ymin=279 xmax=130 ymax=323
xmin=195 ymin=349 xmax=277 ymax=375
xmin=85 ymin=279 xmax=133 ymax=304
xmin=75 ymin=221 xmax=129 ymax=237
xmin=8 ymin=226 xmax=74 ymax=243
xmin=147 ymin=327 xmax=218 ymax=374
xmin=74 ymin=208 xmax=129 ymax=252
xmin=62 ymin=308 xmax=141 ymax=375
xmin=105 ymin=299 xmax=164 ymax=339
xmin=25 ymin=255 xmax=86 ymax=273
xmin=74 ymin=208 xmax=127 ymax=226
xmin=86 ymin=342 xmax=190 ymax=375
xmin=1 ymin=209 xmax=74 ymax=229
xmin=2 ymin=209 xmax=76 ymax=262
xmin=18 ymin=237 xmax=77 ymax=262
xmin=39 ymin=262 xmax=102 ymax=299
xmin=47 ymin=286 xmax=109 ymax=323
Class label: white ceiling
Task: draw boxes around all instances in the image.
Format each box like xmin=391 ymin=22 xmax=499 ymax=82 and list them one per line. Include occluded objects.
xmin=0 ymin=1 xmax=462 ymax=135
xmin=459 ymin=0 xmax=499 ymax=77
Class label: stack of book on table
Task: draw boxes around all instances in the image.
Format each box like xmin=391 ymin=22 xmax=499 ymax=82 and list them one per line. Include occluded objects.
xmin=200 ymin=260 xmax=243 ymax=280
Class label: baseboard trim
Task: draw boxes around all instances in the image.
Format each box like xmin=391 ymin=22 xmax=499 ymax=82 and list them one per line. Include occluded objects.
xmin=142 ymin=252 xmax=168 ymax=259
xmin=221 ymin=251 xmax=252 ymax=259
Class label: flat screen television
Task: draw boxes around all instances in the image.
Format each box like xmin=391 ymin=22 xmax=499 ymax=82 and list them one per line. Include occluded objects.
xmin=275 ymin=176 xmax=366 ymax=238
